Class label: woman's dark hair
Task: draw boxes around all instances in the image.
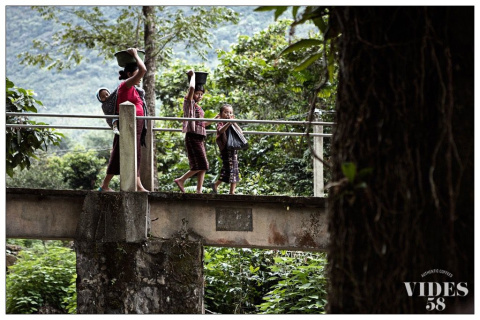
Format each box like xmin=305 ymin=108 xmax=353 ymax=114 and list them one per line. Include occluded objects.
xmin=118 ymin=63 xmax=138 ymax=80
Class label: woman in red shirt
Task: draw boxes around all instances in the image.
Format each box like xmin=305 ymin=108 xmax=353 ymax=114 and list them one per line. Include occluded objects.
xmin=99 ymin=48 xmax=149 ymax=192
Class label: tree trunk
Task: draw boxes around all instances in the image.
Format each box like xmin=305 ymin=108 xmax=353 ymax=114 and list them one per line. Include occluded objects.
xmin=142 ymin=6 xmax=158 ymax=190
xmin=327 ymin=7 xmax=473 ymax=313
xmin=142 ymin=6 xmax=156 ymax=118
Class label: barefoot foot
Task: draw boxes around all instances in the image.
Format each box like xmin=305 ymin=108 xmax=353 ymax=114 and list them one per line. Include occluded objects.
xmin=174 ymin=179 xmax=185 ymax=193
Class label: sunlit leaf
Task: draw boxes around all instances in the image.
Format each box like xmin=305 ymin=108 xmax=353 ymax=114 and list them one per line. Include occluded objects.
xmin=341 ymin=162 xmax=357 ymax=183
xmin=255 ymin=6 xmax=288 ymax=21
xmin=280 ymin=39 xmax=323 ymax=56
xmin=312 ymin=17 xmax=327 ymax=33
xmin=294 ymin=53 xmax=323 ymax=71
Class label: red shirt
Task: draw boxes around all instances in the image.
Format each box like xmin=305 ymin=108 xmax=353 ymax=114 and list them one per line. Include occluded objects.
xmin=116 ymin=81 xmax=144 ymax=116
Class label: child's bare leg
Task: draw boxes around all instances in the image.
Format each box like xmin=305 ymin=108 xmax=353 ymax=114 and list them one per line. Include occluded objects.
xmin=229 ymin=183 xmax=237 ymax=195
xmin=175 ymin=170 xmax=199 ymax=193
xmin=100 ymin=174 xmax=115 ymax=191
xmin=196 ymin=170 xmax=206 ymax=193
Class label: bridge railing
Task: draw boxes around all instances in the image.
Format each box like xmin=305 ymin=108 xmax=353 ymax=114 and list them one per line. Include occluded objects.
xmin=6 ymin=104 xmax=334 ymax=195
xmin=6 ymin=112 xmax=334 ymax=135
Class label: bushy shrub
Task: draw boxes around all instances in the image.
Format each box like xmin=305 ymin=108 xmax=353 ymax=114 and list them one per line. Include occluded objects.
xmin=204 ymin=247 xmax=328 ymax=314
xmin=6 ymin=243 xmax=76 ymax=314
xmin=258 ymin=252 xmax=328 ymax=314
xmin=204 ymin=247 xmax=274 ymax=314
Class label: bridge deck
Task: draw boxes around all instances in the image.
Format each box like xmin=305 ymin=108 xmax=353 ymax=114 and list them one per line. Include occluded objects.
xmin=6 ymin=188 xmax=328 ymax=251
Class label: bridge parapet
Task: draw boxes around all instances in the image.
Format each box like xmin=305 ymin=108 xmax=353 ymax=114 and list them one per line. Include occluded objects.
xmin=6 ymin=188 xmax=328 ymax=251
xmin=149 ymin=192 xmax=327 ymax=251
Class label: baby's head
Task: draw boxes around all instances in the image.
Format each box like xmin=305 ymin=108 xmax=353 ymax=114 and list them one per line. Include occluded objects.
xmin=96 ymin=87 xmax=110 ymax=102
xmin=220 ymin=104 xmax=234 ymax=119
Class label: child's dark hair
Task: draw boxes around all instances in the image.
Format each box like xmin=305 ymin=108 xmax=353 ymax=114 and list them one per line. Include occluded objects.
xmin=220 ymin=104 xmax=233 ymax=113
xmin=118 ymin=63 xmax=139 ymax=80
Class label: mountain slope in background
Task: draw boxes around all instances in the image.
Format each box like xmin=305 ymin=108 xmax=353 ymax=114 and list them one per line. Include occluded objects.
xmin=6 ymin=6 xmax=282 ymax=116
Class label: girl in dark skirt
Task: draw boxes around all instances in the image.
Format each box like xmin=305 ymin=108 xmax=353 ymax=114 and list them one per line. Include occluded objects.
xmin=212 ymin=104 xmax=241 ymax=195
xmin=174 ymin=69 xmax=214 ymax=194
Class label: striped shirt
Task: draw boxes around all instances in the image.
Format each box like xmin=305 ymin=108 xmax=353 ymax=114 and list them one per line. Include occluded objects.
xmin=182 ymin=98 xmax=206 ymax=136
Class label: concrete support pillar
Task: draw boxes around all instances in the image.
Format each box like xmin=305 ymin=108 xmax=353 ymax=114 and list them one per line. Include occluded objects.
xmin=119 ymin=102 xmax=137 ymax=192
xmin=140 ymin=119 xmax=154 ymax=192
xmin=75 ymin=193 xmax=204 ymax=314
xmin=313 ymin=114 xmax=324 ymax=197
xmin=76 ymin=192 xmax=149 ymax=243
xmin=75 ymin=238 xmax=204 ymax=314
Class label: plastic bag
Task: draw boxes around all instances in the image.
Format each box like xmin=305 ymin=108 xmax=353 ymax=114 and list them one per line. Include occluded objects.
xmin=226 ymin=125 xmax=249 ymax=150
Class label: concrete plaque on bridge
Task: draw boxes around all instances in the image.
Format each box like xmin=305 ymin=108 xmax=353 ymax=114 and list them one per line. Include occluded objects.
xmin=216 ymin=207 xmax=253 ymax=231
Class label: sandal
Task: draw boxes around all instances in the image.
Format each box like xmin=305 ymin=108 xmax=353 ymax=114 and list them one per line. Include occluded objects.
xmin=98 ymin=187 xmax=114 ymax=192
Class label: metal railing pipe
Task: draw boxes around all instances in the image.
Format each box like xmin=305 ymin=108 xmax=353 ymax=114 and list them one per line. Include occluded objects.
xmin=5 ymin=123 xmax=112 ymax=130
xmin=6 ymin=124 xmax=110 ymax=130
xmin=6 ymin=112 xmax=334 ymax=126
xmin=6 ymin=112 xmax=118 ymax=120
xmin=155 ymin=128 xmax=332 ymax=137
xmin=6 ymin=124 xmax=332 ymax=137
xmin=140 ymin=116 xmax=334 ymax=126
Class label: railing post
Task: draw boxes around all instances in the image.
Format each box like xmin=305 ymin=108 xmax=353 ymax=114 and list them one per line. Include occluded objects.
xmin=313 ymin=112 xmax=324 ymax=197
xmin=119 ymin=101 xmax=137 ymax=191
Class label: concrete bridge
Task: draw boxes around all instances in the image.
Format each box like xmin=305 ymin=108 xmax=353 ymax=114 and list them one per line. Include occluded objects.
xmin=6 ymin=188 xmax=328 ymax=251
xmin=6 ymin=102 xmax=329 ymax=313
xmin=6 ymin=187 xmax=327 ymax=314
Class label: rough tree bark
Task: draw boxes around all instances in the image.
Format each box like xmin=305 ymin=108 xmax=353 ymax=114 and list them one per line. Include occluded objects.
xmin=142 ymin=6 xmax=156 ymax=122
xmin=327 ymin=7 xmax=473 ymax=313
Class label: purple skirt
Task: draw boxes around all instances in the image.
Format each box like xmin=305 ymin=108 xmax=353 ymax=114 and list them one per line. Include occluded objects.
xmin=106 ymin=119 xmax=144 ymax=176
xmin=185 ymin=132 xmax=209 ymax=171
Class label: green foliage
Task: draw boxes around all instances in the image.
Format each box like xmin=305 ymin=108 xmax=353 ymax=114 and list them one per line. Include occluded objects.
xmin=5 ymin=242 xmax=326 ymax=315
xmin=6 ymin=152 xmax=69 ymax=190
xmin=327 ymin=162 xmax=373 ymax=204
xmin=258 ymin=252 xmax=328 ymax=314
xmin=62 ymin=275 xmax=78 ymax=314
xmin=6 ymin=238 xmax=45 ymax=249
xmin=6 ymin=241 xmax=77 ymax=314
xmin=6 ymin=78 xmax=64 ymax=177
xmin=6 ymin=146 xmax=107 ymax=190
xmin=54 ymin=146 xmax=106 ymax=190
xmin=204 ymin=247 xmax=328 ymax=314
xmin=21 ymin=6 xmax=239 ymax=71
xmin=259 ymin=6 xmax=339 ymax=84
xmin=204 ymin=247 xmax=272 ymax=314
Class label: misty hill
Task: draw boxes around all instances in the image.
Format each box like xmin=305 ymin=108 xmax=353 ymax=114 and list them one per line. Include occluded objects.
xmin=6 ymin=6 xmax=298 ymax=116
